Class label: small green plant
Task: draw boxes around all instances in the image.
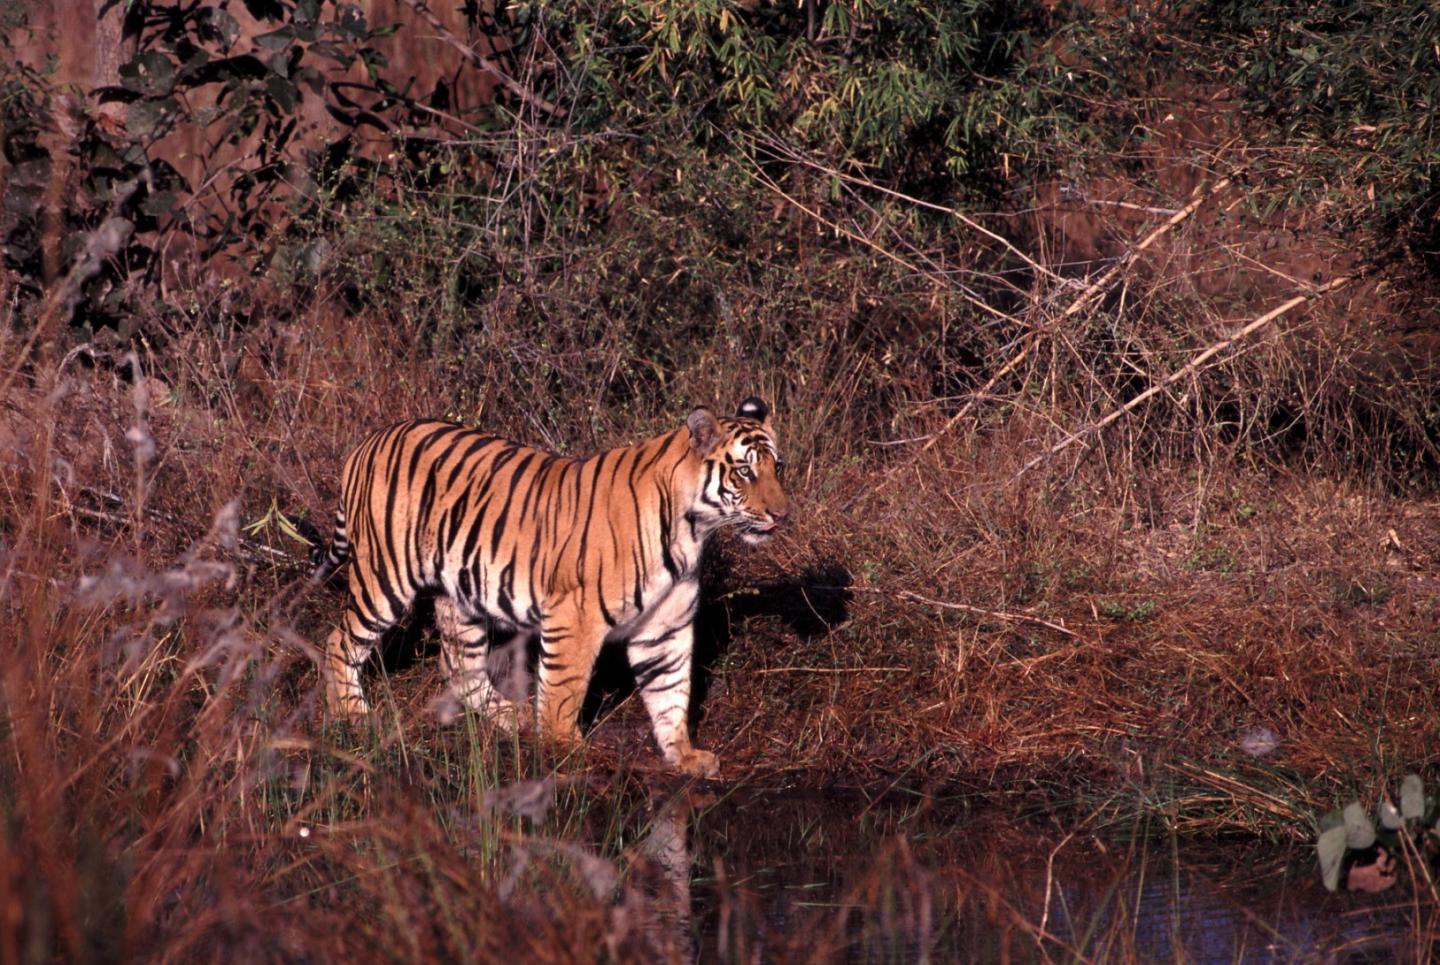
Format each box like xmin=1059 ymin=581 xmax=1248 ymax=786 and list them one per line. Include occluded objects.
xmin=1098 ymin=599 xmax=1157 ymax=622
xmin=1315 ymin=773 xmax=1440 ymax=892
xmin=1184 ymin=544 xmax=1236 ymax=574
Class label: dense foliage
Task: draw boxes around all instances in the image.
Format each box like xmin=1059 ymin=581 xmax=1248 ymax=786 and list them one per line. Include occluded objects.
xmin=555 ymin=0 xmax=1069 ymax=182
xmin=1074 ymin=0 xmax=1440 ymax=255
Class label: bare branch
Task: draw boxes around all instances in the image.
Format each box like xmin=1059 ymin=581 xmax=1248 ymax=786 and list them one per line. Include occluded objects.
xmin=1015 ymin=273 xmax=1357 ymax=479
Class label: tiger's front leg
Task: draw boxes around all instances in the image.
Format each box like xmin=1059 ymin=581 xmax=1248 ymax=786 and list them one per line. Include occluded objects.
xmin=535 ymin=597 xmax=606 ymax=748
xmin=627 ymin=586 xmax=718 ymax=778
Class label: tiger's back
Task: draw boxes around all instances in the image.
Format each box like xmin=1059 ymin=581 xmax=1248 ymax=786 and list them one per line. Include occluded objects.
xmin=319 ymin=399 xmax=789 ymax=776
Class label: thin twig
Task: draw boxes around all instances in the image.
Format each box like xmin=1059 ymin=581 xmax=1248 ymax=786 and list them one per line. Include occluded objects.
xmin=890 ymin=589 xmax=1079 ymax=637
xmin=1065 ymin=195 xmax=1182 ymax=217
xmin=1054 ymin=177 xmax=1233 ymax=325
xmin=736 ymin=157 xmax=1027 ymax=329
xmin=1015 ymin=273 xmax=1356 ymax=479
xmin=0 ymin=178 xmax=143 ymax=405
xmin=752 ymin=131 xmax=1070 ymax=289
xmin=751 ymin=666 xmax=905 ymax=675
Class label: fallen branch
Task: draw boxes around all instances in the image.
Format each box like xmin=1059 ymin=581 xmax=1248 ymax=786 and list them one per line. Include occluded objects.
xmin=67 ymin=487 xmax=310 ymax=570
xmin=1015 ymin=273 xmax=1357 ymax=479
xmin=1055 ymin=177 xmax=1234 ymax=326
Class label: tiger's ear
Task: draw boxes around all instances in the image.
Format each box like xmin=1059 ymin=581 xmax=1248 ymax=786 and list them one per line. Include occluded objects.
xmin=687 ymin=407 xmax=723 ymax=455
xmin=735 ymin=396 xmax=770 ymax=422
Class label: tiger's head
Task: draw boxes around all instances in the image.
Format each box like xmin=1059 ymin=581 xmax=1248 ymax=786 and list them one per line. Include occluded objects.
xmin=687 ymin=396 xmax=790 ymax=545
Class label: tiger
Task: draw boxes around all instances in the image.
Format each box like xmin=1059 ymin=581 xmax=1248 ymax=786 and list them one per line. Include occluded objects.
xmin=311 ymin=397 xmax=789 ymax=777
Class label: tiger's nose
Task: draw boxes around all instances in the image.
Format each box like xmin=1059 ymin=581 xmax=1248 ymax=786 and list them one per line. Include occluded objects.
xmin=770 ymin=507 xmax=790 ymax=524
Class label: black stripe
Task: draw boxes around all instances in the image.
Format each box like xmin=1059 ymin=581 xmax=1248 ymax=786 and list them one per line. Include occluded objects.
xmin=630 ymin=623 xmax=684 ymax=649
xmin=629 ymin=651 xmax=686 ymax=690
xmin=698 ymin=461 xmax=722 ymax=508
xmin=598 ymin=576 xmax=617 ymax=627
xmin=444 ymin=488 xmax=470 ymax=555
xmin=444 ymin=434 xmax=499 ymax=489
xmin=574 ymin=452 xmax=608 ymax=582
xmin=377 ymin=432 xmax=409 ymax=601
xmin=657 ymin=485 xmax=678 ymax=578
xmin=490 ymin=452 xmax=537 ymax=555
xmin=497 ymin=558 xmax=518 ymax=621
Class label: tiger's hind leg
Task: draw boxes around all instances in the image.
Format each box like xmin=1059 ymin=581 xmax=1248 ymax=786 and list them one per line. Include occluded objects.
xmin=324 ymin=604 xmax=384 ymax=718
xmin=435 ymin=597 xmax=524 ymax=731
xmin=325 ymin=561 xmax=415 ymax=717
xmin=536 ymin=597 xmax=606 ymax=748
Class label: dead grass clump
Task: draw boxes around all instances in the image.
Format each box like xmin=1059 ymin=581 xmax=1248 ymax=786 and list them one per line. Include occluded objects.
xmin=12 ymin=178 xmax=1440 ymax=829
xmin=0 ymin=340 xmax=727 ymax=959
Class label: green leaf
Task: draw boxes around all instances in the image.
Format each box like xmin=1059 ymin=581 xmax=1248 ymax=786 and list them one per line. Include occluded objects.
xmin=1401 ymin=774 xmax=1424 ymax=820
xmin=119 ymin=51 xmax=176 ymax=96
xmin=139 ymin=190 xmax=178 ymax=218
xmin=359 ymin=48 xmax=388 ymax=74
xmin=308 ymin=42 xmax=353 ymax=68
xmin=296 ymin=66 xmax=326 ymax=95
xmin=1344 ymin=801 xmax=1376 ymax=850
xmin=255 ymin=27 xmax=296 ymax=51
xmin=1317 ymin=825 xmax=1347 ymax=892
xmin=277 ymin=513 xmax=310 ymax=545
xmin=265 ymin=75 xmax=298 ymax=112
xmin=202 ymin=8 xmax=240 ymax=48
xmin=125 ymin=98 xmax=178 ymax=139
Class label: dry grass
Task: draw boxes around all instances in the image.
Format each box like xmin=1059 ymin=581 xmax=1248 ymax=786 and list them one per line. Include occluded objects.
xmin=5 ymin=130 xmax=1440 ymax=959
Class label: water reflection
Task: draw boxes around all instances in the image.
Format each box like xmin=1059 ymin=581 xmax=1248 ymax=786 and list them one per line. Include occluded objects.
xmin=633 ymin=788 xmax=700 ymax=963
xmin=625 ymin=787 xmax=1432 ymax=963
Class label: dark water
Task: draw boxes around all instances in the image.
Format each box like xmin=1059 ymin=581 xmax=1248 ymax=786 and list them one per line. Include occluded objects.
xmin=620 ymin=787 xmax=1430 ymax=963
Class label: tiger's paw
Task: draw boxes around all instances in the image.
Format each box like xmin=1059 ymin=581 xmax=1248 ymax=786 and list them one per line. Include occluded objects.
xmin=325 ymin=673 xmax=370 ymax=719
xmin=673 ymin=747 xmax=719 ymax=779
xmin=482 ymin=697 xmax=525 ymax=734
xmin=328 ymin=691 xmax=370 ymax=719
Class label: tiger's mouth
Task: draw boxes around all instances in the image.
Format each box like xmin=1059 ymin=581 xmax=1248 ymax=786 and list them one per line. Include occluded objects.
xmin=740 ymin=518 xmax=784 ymax=544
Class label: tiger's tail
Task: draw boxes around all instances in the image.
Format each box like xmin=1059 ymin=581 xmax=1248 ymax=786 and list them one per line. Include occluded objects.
xmin=308 ymin=509 xmax=351 ymax=585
